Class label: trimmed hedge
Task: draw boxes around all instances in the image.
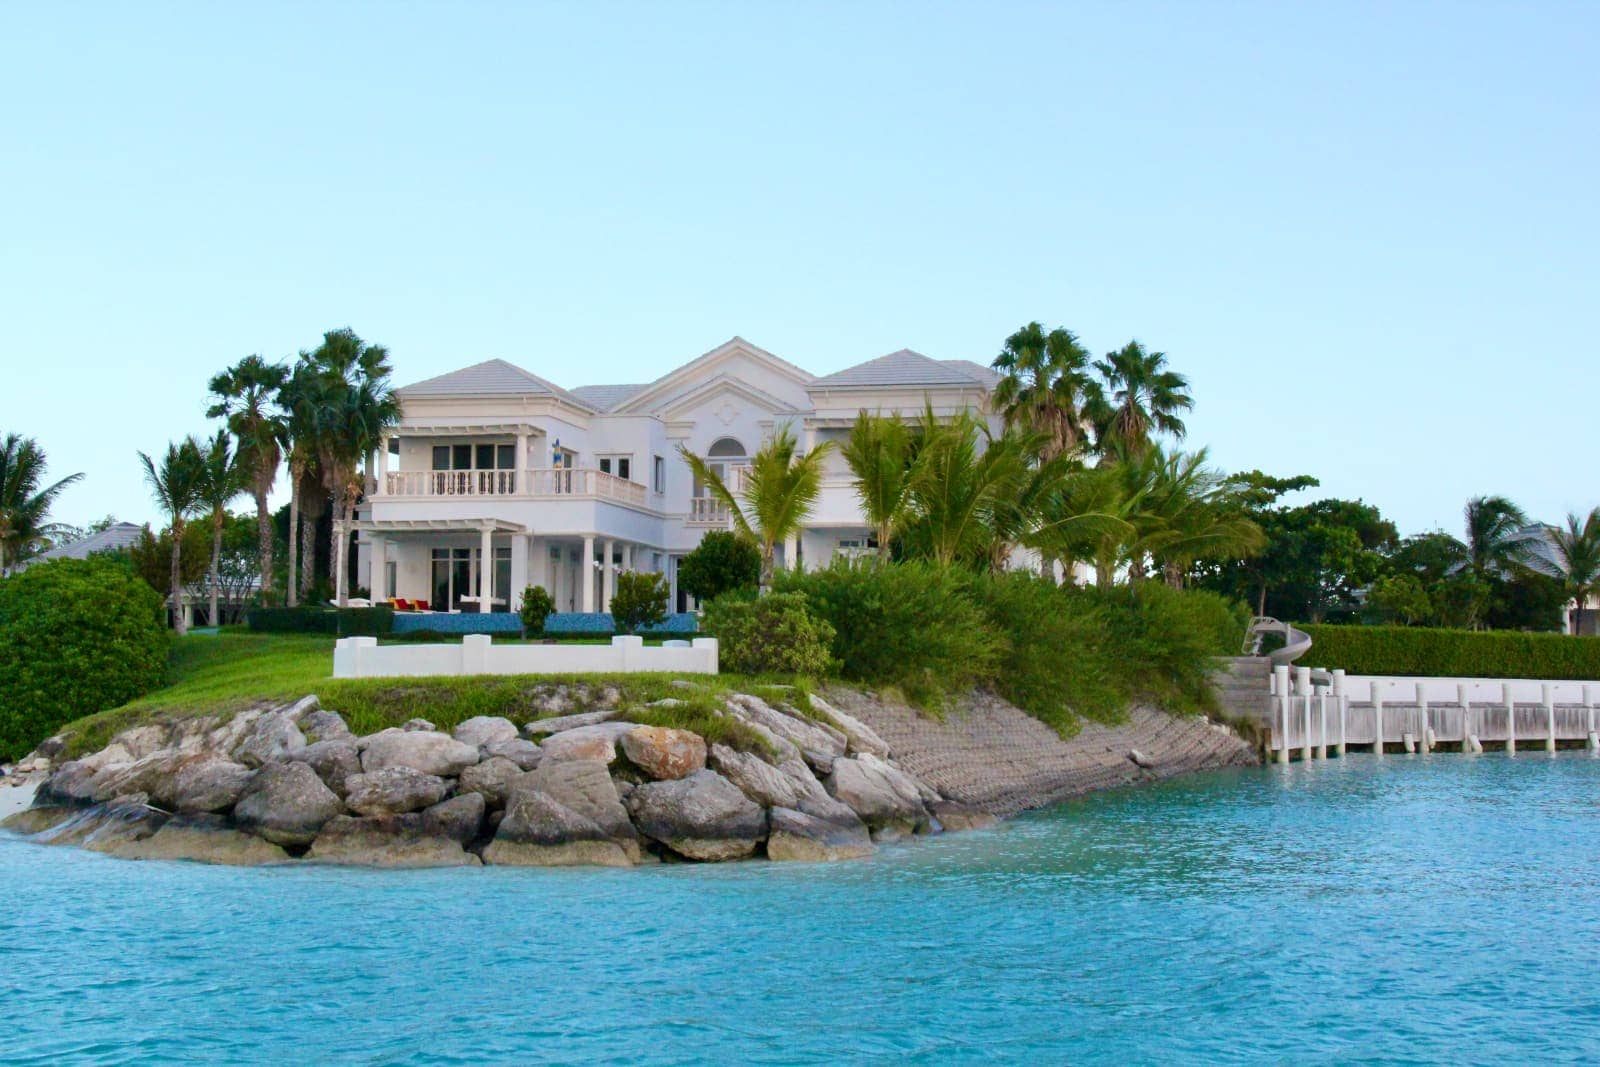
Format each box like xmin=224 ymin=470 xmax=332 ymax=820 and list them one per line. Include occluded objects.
xmin=246 ymin=606 xmax=395 ymax=636
xmin=1302 ymin=624 xmax=1600 ymax=679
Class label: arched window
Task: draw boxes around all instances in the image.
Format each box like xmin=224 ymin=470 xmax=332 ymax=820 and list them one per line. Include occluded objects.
xmin=697 ymin=437 xmax=747 ymax=498
xmin=707 ymin=437 xmax=746 ymax=458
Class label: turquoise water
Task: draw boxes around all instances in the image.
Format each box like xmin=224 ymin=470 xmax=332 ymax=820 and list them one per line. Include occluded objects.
xmin=5 ymin=754 xmax=1599 ymax=1065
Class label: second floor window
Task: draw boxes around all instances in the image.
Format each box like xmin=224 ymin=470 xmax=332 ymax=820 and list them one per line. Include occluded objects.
xmin=598 ymin=455 xmax=632 ymax=481
xmin=431 ymin=443 xmax=515 ymax=470
xmin=653 ymin=455 xmax=665 ymax=493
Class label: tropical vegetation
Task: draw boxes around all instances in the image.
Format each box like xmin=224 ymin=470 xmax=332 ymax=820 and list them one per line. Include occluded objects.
xmin=0 ymin=433 xmax=82 ymax=573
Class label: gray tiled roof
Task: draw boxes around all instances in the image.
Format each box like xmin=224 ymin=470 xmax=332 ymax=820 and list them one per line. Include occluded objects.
xmin=397 ymin=359 xmax=594 ymax=409
xmin=570 ymin=383 xmax=649 ymax=411
xmin=942 ymin=359 xmax=1002 ymax=387
xmin=810 ymin=349 xmax=994 ymax=389
xmin=37 ymin=522 xmax=144 ymax=561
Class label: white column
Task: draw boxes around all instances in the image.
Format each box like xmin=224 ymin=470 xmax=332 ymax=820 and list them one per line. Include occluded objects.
xmin=334 ymin=521 xmax=349 ymax=604
xmin=377 ymin=435 xmax=390 ymax=487
xmin=602 ymin=538 xmax=616 ymax=613
xmin=622 ymin=543 xmax=634 ymax=573
xmin=581 ymin=536 xmax=595 ymax=613
xmin=1296 ymin=666 xmax=1313 ymax=762
xmin=530 ymin=535 xmax=549 ymax=593
xmin=784 ymin=534 xmax=799 ymax=571
xmin=515 ymin=431 xmax=529 ymax=494
xmin=479 ymin=527 xmax=494 ymax=613
xmin=370 ymin=535 xmax=387 ymax=601
xmin=510 ymin=532 xmax=529 ymax=612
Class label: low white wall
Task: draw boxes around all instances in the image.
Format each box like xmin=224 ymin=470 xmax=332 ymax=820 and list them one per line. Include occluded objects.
xmin=1345 ymin=675 xmax=1600 ymax=705
xmin=333 ymin=634 xmax=718 ymax=679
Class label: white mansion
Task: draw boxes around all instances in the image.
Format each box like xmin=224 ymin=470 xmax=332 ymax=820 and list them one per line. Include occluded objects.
xmin=352 ymin=337 xmax=1001 ymax=615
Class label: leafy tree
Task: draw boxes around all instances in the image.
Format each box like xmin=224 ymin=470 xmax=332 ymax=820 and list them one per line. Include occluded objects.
xmin=137 ymin=437 xmax=206 ymax=634
xmin=610 ymin=570 xmax=669 ymax=634
xmin=840 ymin=411 xmax=917 ymax=561
xmin=520 ymin=585 xmax=556 ymax=636
xmin=1084 ymin=340 xmax=1192 ymax=454
xmin=677 ymin=530 xmax=760 ymax=603
xmin=128 ymin=522 xmax=209 ymax=596
xmin=195 ymin=430 xmax=243 ymax=626
xmin=1461 ymin=495 xmax=1534 ymax=583
xmin=1539 ymin=509 xmax=1600 ymax=633
xmin=208 ymin=354 xmax=289 ymax=603
xmin=1366 ymin=574 xmax=1432 ymax=625
xmin=990 ymin=321 xmax=1096 ymax=458
xmin=680 ymin=424 xmax=832 ymax=590
xmin=0 ymin=433 xmax=83 ymax=573
xmin=0 ymin=557 xmax=167 ymax=760
xmin=701 ymin=591 xmax=836 ymax=675
xmin=277 ymin=359 xmax=327 ymax=606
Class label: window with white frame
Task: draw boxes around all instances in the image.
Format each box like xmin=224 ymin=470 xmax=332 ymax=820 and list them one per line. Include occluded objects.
xmin=653 ymin=455 xmax=665 ymax=493
xmin=597 ymin=454 xmax=633 ymax=481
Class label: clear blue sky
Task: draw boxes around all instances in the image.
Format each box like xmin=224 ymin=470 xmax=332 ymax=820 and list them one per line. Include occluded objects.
xmin=3 ymin=3 xmax=1595 ymax=537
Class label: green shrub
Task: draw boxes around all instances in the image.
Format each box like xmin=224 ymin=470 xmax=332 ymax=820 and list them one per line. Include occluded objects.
xmin=1092 ymin=583 xmax=1247 ymax=715
xmin=678 ymin=531 xmax=760 ymax=603
xmin=777 ymin=560 xmax=1000 ymax=708
xmin=0 ymin=557 xmax=169 ymax=760
xmin=520 ymin=585 xmax=555 ymax=636
xmin=610 ymin=571 xmax=669 ymax=635
xmin=702 ymin=592 xmax=836 ymax=675
xmin=1302 ymin=624 xmax=1600 ymax=679
xmin=245 ymin=605 xmax=394 ymax=635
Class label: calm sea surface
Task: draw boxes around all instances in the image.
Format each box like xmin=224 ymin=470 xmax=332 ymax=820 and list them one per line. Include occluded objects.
xmin=4 ymin=754 xmax=1599 ymax=1065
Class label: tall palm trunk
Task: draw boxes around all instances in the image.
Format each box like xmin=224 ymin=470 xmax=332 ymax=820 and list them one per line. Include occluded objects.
xmin=333 ymin=489 xmax=353 ymax=606
xmin=254 ymin=473 xmax=274 ymax=604
xmin=209 ymin=507 xmax=224 ymax=626
xmin=170 ymin=518 xmax=188 ymax=636
xmin=286 ymin=476 xmax=300 ymax=607
xmin=300 ymin=511 xmax=317 ymax=602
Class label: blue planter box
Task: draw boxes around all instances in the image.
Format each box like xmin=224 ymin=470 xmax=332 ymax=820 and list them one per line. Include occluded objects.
xmin=389 ymin=611 xmax=700 ymax=637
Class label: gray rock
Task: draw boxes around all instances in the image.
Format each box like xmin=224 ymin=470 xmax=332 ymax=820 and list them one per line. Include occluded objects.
xmin=482 ymin=791 xmax=634 ymax=868
xmin=626 ymin=769 xmax=767 ymax=862
xmin=620 ymin=726 xmax=707 ymax=780
xmin=727 ymin=695 xmax=847 ymax=764
xmin=522 ymin=710 xmax=616 ymax=737
xmin=109 ymin=724 xmax=170 ymax=760
xmin=85 ymin=750 xmax=184 ymax=804
xmin=152 ymin=755 xmax=256 ymax=814
xmin=307 ymin=813 xmax=480 ymax=868
xmin=231 ymin=710 xmax=308 ymax=768
xmin=299 ymin=710 xmax=353 ymax=743
xmin=824 ymin=755 xmax=929 ymax=833
xmin=286 ymin=739 xmax=363 ymax=797
xmin=709 ymin=744 xmax=803 ymax=808
xmin=112 ymin=813 xmax=290 ymax=865
xmin=453 ymin=716 xmax=519 ymax=749
xmin=233 ymin=761 xmax=345 ymax=847
xmin=539 ymin=722 xmax=638 ymax=764
xmin=810 ymin=696 xmax=891 ymax=758
xmin=421 ymin=793 xmax=485 ymax=844
xmin=1 ymin=805 xmax=77 ymax=835
xmin=344 ymin=767 xmax=450 ymax=816
xmin=39 ymin=759 xmax=99 ymax=803
xmin=930 ymin=801 xmax=998 ymax=832
xmin=457 ymin=756 xmax=525 ymax=808
xmin=360 ymin=729 xmax=480 ymax=777
xmin=766 ymin=807 xmax=875 ymax=862
xmin=483 ymin=738 xmax=543 ymax=771
xmin=1128 ymin=749 xmax=1156 ymax=770
xmin=522 ymin=760 xmax=638 ymax=858
xmin=402 ymin=718 xmax=436 ymax=732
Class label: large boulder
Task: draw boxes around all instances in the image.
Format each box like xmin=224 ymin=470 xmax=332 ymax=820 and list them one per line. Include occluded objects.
xmin=709 ymin=744 xmax=804 ymax=808
xmin=344 ymin=767 xmax=450 ymax=816
xmin=453 ymin=716 xmax=519 ymax=750
xmin=232 ymin=761 xmax=345 ymax=847
xmin=307 ymin=811 xmax=481 ymax=868
xmin=422 ymin=793 xmax=486 ymax=845
xmin=726 ymin=695 xmax=844 ymax=766
xmin=482 ymin=791 xmax=633 ymax=868
xmin=522 ymin=710 xmax=616 ymax=738
xmin=766 ymin=807 xmax=875 ymax=862
xmin=150 ymin=755 xmax=256 ymax=814
xmin=299 ymin=709 xmax=353 ymax=744
xmin=626 ymin=770 xmax=766 ymax=862
xmin=231 ymin=709 xmax=309 ymax=768
xmin=620 ymin=727 xmax=706 ymax=780
xmin=539 ymin=722 xmax=638 ymax=765
xmin=38 ymin=795 xmax=168 ymax=852
xmin=810 ymin=695 xmax=891 ymax=758
xmin=483 ymin=738 xmax=542 ymax=771
xmin=457 ymin=756 xmax=526 ymax=808
xmin=522 ymin=760 xmax=638 ymax=857
xmin=359 ymin=729 xmax=479 ymax=777
xmin=112 ymin=813 xmax=290 ymax=865
xmin=930 ymin=801 xmax=998 ymax=832
xmin=286 ymin=739 xmax=363 ymax=798
xmin=824 ymin=755 xmax=929 ymax=834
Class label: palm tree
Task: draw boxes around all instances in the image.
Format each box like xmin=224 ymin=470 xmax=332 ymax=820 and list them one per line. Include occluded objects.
xmin=1543 ymin=508 xmax=1600 ymax=633
xmin=990 ymin=322 xmax=1096 ymax=459
xmin=277 ymin=358 xmax=332 ymax=607
xmin=680 ymin=424 xmax=833 ymax=589
xmin=208 ymin=355 xmax=288 ymax=603
xmin=195 ymin=430 xmax=242 ymax=626
xmin=1135 ymin=448 xmax=1266 ymax=588
xmin=840 ymin=411 xmax=917 ymax=562
xmin=898 ymin=407 xmax=1040 ymax=568
xmin=138 ymin=438 xmax=205 ymax=635
xmin=1461 ymin=495 xmax=1533 ymax=580
xmin=0 ymin=433 xmax=83 ymax=573
xmin=300 ymin=329 xmax=400 ymax=606
xmin=1085 ymin=340 xmax=1193 ymax=454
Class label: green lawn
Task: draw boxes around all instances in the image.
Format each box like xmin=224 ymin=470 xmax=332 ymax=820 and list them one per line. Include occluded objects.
xmin=58 ymin=631 xmax=811 ymax=759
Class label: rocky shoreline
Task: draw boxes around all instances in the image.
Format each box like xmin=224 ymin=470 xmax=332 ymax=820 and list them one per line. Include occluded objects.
xmin=0 ymin=684 xmax=1257 ymax=868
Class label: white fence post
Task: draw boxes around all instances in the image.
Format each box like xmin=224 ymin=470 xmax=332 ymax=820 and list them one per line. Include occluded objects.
xmin=1372 ymin=680 xmax=1385 ymax=756
xmin=693 ymin=636 xmax=719 ymax=674
xmin=1333 ymin=669 xmax=1347 ymax=757
xmin=1587 ymin=684 xmax=1599 ymax=753
xmin=1274 ymin=664 xmax=1292 ymax=763
xmin=1543 ymin=683 xmax=1557 ymax=753
xmin=1415 ymin=681 xmax=1432 ymax=753
xmin=1297 ymin=667 xmax=1313 ymax=762
xmin=1314 ymin=681 xmax=1328 ymax=760
xmin=1504 ymin=682 xmax=1516 ymax=754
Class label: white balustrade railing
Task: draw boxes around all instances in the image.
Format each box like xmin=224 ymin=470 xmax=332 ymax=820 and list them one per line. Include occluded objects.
xmin=688 ymin=496 xmax=731 ymax=525
xmin=381 ymin=467 xmax=647 ymax=506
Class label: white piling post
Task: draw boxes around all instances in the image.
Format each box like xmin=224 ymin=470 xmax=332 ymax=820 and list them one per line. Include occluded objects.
xmin=1372 ymin=680 xmax=1385 ymax=756
xmin=1274 ymin=664 xmax=1292 ymax=763
xmin=1297 ymin=667 xmax=1313 ymax=762
xmin=1586 ymin=684 xmax=1598 ymax=753
xmin=1457 ymin=682 xmax=1479 ymax=753
xmin=1504 ymin=682 xmax=1516 ymax=754
xmin=1333 ymin=669 xmax=1347 ymax=757
xmin=1416 ymin=681 xmax=1433 ymax=753
xmin=1315 ymin=681 xmax=1329 ymax=759
xmin=1543 ymin=683 xmax=1557 ymax=753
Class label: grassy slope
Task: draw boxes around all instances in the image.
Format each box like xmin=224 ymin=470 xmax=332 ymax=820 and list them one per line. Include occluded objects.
xmin=60 ymin=632 xmax=811 ymax=758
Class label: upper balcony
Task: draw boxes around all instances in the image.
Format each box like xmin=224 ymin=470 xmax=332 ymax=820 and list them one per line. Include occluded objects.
xmin=378 ymin=467 xmax=648 ymax=508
